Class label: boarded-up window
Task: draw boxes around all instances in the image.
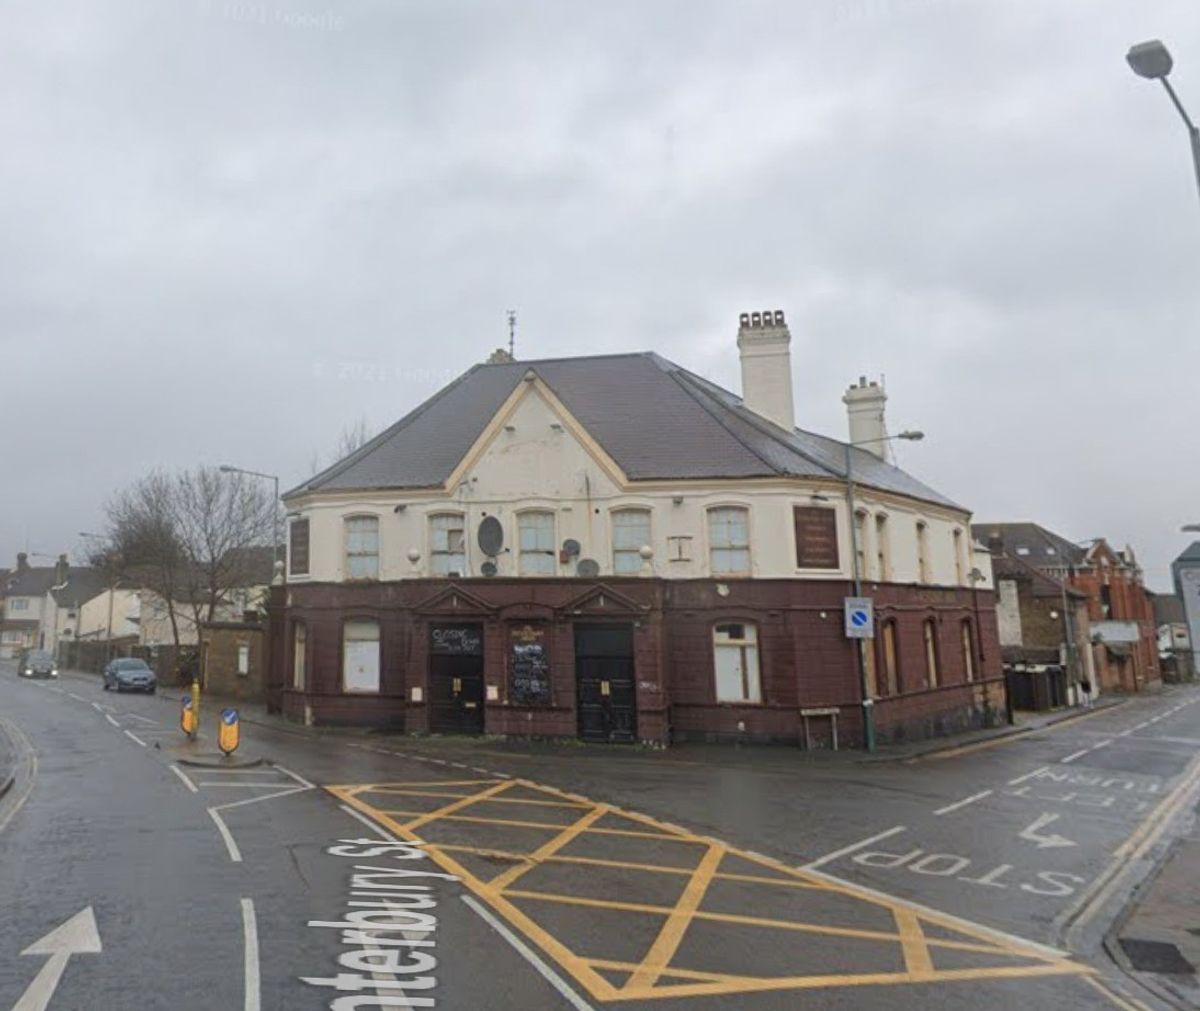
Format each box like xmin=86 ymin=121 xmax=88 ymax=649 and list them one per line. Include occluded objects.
xmin=793 ymin=507 xmax=839 ymax=569
xmin=713 ymin=623 xmax=761 ymax=702
xmin=343 ymin=619 xmax=381 ymax=693
xmin=961 ymin=620 xmax=975 ymax=682
xmin=881 ymin=620 xmax=899 ymax=695
xmin=292 ymin=623 xmax=306 ymax=690
xmin=924 ymin=619 xmax=940 ymax=687
xmin=289 ymin=519 xmax=310 ymax=576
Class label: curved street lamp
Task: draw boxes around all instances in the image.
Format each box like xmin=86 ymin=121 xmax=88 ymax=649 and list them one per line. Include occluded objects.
xmin=1126 ymin=39 xmax=1200 ymax=206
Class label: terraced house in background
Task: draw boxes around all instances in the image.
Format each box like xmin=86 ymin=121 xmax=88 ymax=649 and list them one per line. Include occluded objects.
xmin=269 ymin=311 xmax=1003 ymax=747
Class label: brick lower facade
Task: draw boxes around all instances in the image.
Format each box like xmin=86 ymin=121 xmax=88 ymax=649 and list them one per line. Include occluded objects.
xmin=266 ymin=577 xmax=1005 ymax=748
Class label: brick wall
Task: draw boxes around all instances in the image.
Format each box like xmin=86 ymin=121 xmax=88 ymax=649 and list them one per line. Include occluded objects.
xmin=201 ymin=621 xmax=269 ymax=702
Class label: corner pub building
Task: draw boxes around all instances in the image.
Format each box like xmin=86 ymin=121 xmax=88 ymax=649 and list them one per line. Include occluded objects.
xmin=266 ymin=311 xmax=1005 ymax=748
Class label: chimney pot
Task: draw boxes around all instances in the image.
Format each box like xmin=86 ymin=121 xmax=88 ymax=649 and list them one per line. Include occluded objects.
xmin=736 ymin=309 xmax=795 ymax=431
xmin=16 ymin=552 xmax=28 ymax=572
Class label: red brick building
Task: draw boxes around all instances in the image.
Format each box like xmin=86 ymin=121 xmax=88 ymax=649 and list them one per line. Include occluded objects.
xmin=269 ymin=312 xmax=1005 ymax=747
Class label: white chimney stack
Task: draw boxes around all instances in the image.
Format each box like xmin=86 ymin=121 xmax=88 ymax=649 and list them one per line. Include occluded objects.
xmin=737 ymin=309 xmax=795 ymax=432
xmin=842 ymin=376 xmax=889 ymax=460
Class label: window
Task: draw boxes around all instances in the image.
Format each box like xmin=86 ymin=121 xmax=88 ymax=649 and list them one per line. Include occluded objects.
xmin=923 ymin=619 xmax=940 ymax=687
xmin=1100 ymin=584 xmax=1113 ymax=618
xmin=854 ymin=510 xmax=868 ymax=580
xmin=961 ymin=620 xmax=975 ymax=682
xmin=713 ymin=623 xmax=761 ymax=703
xmin=518 ymin=511 xmax=556 ymax=575
xmin=343 ymin=619 xmax=380 ymax=693
xmin=916 ymin=522 xmax=930 ymax=583
xmin=430 ymin=513 xmax=466 ymax=576
xmin=292 ymin=623 xmax=307 ymax=690
xmin=345 ymin=516 xmax=380 ymax=579
xmin=667 ymin=535 xmax=693 ymax=562
xmin=237 ymin=644 xmax=250 ymax=676
xmin=9 ymin=597 xmax=28 ymax=612
xmin=709 ymin=507 xmax=751 ymax=575
xmin=875 ymin=514 xmax=890 ymax=581
xmin=289 ymin=518 xmax=310 ymax=576
xmin=862 ymin=637 xmax=878 ymax=697
xmin=881 ymin=620 xmax=899 ymax=695
xmin=953 ymin=529 xmax=964 ymax=585
xmin=612 ymin=509 xmax=651 ymax=574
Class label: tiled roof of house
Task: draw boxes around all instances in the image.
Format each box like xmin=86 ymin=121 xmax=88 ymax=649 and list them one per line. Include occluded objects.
xmin=290 ymin=352 xmax=960 ymax=510
xmin=49 ymin=568 xmax=108 ymax=608
xmin=1150 ymin=592 xmax=1187 ymax=626
xmin=1 ymin=565 xmax=59 ymax=598
xmin=990 ymin=549 xmax=1086 ymax=599
xmin=1174 ymin=541 xmax=1200 ymax=565
xmin=971 ymin=522 xmax=1088 ymax=567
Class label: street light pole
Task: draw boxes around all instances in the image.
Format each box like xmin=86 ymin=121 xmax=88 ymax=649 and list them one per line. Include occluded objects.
xmin=1127 ymin=40 xmax=1200 ymax=207
xmin=218 ymin=465 xmax=282 ymax=569
xmin=844 ymin=429 xmax=924 ymax=753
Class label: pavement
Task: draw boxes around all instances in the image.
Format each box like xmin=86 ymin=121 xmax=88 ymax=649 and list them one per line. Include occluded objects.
xmin=2 ymin=660 xmax=1198 ymax=1010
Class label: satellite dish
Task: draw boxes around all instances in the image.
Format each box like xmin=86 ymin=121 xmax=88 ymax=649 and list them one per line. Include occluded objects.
xmin=562 ymin=538 xmax=581 ymax=557
xmin=478 ymin=516 xmax=504 ymax=556
xmin=576 ymin=558 xmax=600 ymax=578
xmin=481 ymin=561 xmax=498 ymax=577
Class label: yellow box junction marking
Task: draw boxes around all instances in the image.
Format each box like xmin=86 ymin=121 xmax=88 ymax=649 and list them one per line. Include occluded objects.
xmin=328 ymin=777 xmax=1088 ymax=1002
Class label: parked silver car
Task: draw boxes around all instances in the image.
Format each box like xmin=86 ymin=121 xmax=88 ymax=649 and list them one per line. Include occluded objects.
xmin=103 ymin=657 xmax=157 ymax=693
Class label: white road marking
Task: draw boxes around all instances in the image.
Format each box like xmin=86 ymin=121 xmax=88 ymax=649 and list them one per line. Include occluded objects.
xmin=104 ymin=714 xmax=119 ymax=728
xmin=339 ymin=803 xmax=399 ymax=840
xmin=66 ymin=693 xmax=86 ymax=702
xmin=462 ymin=895 xmax=596 ymax=1011
xmin=1060 ymin=749 xmax=1089 ymax=764
xmin=13 ymin=906 xmax=102 ymax=1011
xmin=933 ymin=790 xmax=993 ymax=816
xmin=208 ymin=809 xmax=243 ymax=862
xmin=90 ymin=702 xmax=105 ymax=713
xmin=186 ymin=767 xmax=277 ymax=775
xmin=169 ymin=765 xmax=199 ymax=793
xmin=123 ymin=730 xmax=148 ymax=748
xmin=274 ymin=765 xmax=316 ymax=790
xmin=1132 ymin=721 xmax=1151 ymax=730
xmin=1091 ymin=739 xmax=1112 ymax=751
xmin=124 ymin=713 xmax=158 ymax=725
xmin=1018 ymin=812 xmax=1076 ymax=849
xmin=194 ymin=781 xmax=293 ymax=789
xmin=802 ymin=826 xmax=906 ymax=870
xmin=0 ymin=718 xmax=38 ymax=836
xmin=241 ymin=899 xmax=260 ymax=1011
xmin=1008 ymin=766 xmax=1051 ymax=786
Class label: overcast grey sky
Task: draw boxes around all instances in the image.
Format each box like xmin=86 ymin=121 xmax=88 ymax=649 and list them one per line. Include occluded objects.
xmin=2 ymin=0 xmax=1197 ymax=589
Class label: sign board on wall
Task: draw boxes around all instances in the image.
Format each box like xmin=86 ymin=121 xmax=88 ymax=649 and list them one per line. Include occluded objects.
xmin=793 ymin=507 xmax=840 ymax=569
xmin=509 ymin=624 xmax=552 ymax=705
xmin=844 ymin=597 xmax=874 ymax=639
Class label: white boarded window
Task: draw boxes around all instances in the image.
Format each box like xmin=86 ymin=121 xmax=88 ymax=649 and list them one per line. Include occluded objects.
xmin=292 ymin=623 xmax=306 ymax=690
xmin=430 ymin=513 xmax=466 ymax=576
xmin=713 ymin=622 xmax=761 ymax=703
xmin=708 ymin=507 xmax=750 ymax=575
xmin=916 ymin=521 xmax=930 ymax=583
xmin=875 ymin=514 xmax=891 ymax=581
xmin=343 ymin=619 xmax=380 ymax=693
xmin=345 ymin=516 xmax=380 ymax=580
xmin=519 ymin=511 xmax=556 ymax=575
xmin=612 ymin=509 xmax=651 ymax=575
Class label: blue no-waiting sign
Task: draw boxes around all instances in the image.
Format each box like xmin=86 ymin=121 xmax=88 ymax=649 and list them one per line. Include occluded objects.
xmin=844 ymin=597 xmax=875 ymax=639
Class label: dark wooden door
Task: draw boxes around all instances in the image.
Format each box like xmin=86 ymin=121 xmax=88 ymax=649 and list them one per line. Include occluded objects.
xmin=575 ymin=624 xmax=636 ymax=743
xmin=429 ymin=624 xmax=485 ymax=735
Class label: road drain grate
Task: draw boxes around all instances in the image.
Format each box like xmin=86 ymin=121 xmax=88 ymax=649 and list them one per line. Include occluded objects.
xmin=1119 ymin=938 xmax=1196 ymax=975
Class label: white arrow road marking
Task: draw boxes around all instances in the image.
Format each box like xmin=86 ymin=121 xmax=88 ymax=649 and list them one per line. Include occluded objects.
xmin=14 ymin=907 xmax=102 ymax=1011
xmin=1019 ymin=812 xmax=1077 ymax=850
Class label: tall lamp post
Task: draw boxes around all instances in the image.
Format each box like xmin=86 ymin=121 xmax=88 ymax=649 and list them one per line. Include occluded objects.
xmin=1127 ymin=39 xmax=1200 ymax=206
xmin=845 ymin=429 xmax=925 ymax=752
xmin=218 ymin=464 xmax=282 ymax=569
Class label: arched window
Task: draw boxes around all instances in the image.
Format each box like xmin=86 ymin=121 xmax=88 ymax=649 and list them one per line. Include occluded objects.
xmin=708 ymin=507 xmax=750 ymax=575
xmin=881 ymin=619 xmax=900 ymax=695
xmin=344 ymin=515 xmax=380 ymax=580
xmin=916 ymin=521 xmax=930 ymax=584
xmin=713 ymin=622 xmax=761 ymax=702
xmin=854 ymin=509 xmax=869 ymax=581
xmin=961 ymin=619 xmax=975 ymax=682
xmin=924 ymin=618 xmax=940 ymax=687
xmin=875 ymin=514 xmax=891 ymax=581
xmin=953 ymin=529 xmax=965 ymax=585
xmin=343 ymin=619 xmax=380 ymax=693
xmin=292 ymin=622 xmax=307 ymax=690
xmin=429 ymin=513 xmax=466 ymax=576
xmin=612 ymin=509 xmax=651 ymax=575
xmin=518 ymin=511 xmax=556 ymax=575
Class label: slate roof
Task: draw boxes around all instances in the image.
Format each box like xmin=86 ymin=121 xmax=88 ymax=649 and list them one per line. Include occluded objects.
xmin=1 ymin=566 xmax=58 ymax=599
xmin=1150 ymin=592 xmax=1186 ymax=626
xmin=990 ymin=550 xmax=1086 ymax=599
xmin=1174 ymin=541 xmax=1200 ymax=565
xmin=291 ymin=352 xmax=960 ymax=510
xmin=50 ymin=568 xmax=108 ymax=608
xmin=971 ymin=522 xmax=1088 ymax=566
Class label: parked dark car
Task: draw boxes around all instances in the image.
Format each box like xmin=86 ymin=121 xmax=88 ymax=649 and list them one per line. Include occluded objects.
xmin=103 ymin=657 xmax=157 ymax=693
xmin=17 ymin=650 xmax=57 ymax=679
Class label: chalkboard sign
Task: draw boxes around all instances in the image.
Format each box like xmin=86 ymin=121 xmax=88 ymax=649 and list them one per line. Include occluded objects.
xmin=509 ymin=624 xmax=551 ymax=705
xmin=793 ymin=506 xmax=840 ymax=569
xmin=430 ymin=625 xmax=482 ymax=656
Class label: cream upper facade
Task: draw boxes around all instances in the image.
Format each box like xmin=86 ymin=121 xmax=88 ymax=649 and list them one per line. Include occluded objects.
xmin=285 ymin=315 xmax=992 ymax=592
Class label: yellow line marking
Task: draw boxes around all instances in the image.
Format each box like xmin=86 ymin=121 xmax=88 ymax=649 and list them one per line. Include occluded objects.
xmin=488 ymin=805 xmax=612 ymax=891
xmin=329 ymin=777 xmax=1088 ymax=1001
xmin=1082 ymin=975 xmax=1153 ymax=1011
xmin=893 ymin=908 xmax=934 ymax=977
xmin=359 ymin=779 xmax=501 ymax=789
xmin=367 ymin=789 xmax=592 ymax=808
xmin=398 ymin=780 xmax=515 ymax=833
xmin=624 ymin=844 xmax=725 ymax=991
xmin=377 ymin=809 xmax=706 ymax=840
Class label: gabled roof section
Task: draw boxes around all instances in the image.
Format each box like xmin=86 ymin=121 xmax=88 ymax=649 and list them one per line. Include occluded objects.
xmin=971 ymin=522 xmax=1088 ymax=566
xmin=990 ymin=551 xmax=1085 ymax=599
xmin=50 ymin=568 xmax=107 ymax=607
xmin=1174 ymin=541 xmax=1200 ymax=565
xmin=288 ymin=352 xmax=961 ymax=510
xmin=1 ymin=566 xmax=58 ymax=598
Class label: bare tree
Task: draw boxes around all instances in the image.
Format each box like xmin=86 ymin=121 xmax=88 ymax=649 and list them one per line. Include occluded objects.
xmin=104 ymin=471 xmax=187 ymax=650
xmin=310 ymin=416 xmax=374 ymax=476
xmin=173 ymin=465 xmax=275 ymax=630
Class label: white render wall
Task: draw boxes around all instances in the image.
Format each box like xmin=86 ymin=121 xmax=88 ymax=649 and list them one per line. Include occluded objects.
xmin=289 ymin=384 xmax=987 ymax=589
